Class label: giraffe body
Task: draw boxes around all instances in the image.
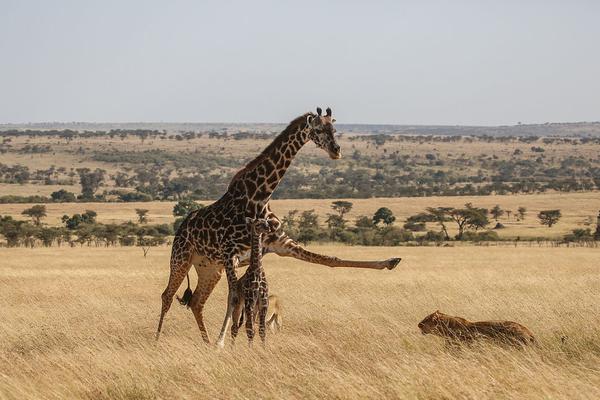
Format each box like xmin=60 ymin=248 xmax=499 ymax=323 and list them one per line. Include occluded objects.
xmin=156 ymin=108 xmax=402 ymax=347
xmin=231 ymin=218 xmax=272 ymax=345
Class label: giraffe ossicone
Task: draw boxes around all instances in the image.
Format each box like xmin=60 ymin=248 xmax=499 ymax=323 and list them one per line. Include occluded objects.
xmin=156 ymin=107 xmax=401 ymax=346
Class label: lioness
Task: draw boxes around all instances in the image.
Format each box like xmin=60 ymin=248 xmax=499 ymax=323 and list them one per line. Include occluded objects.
xmin=418 ymin=310 xmax=535 ymax=346
xmin=236 ymin=294 xmax=282 ymax=333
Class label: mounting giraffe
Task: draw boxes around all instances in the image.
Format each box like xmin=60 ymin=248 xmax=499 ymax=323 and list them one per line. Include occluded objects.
xmin=156 ymin=107 xmax=401 ymax=347
xmin=230 ymin=217 xmax=273 ymax=346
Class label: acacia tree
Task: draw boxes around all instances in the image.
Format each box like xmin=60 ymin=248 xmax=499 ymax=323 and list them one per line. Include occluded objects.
xmin=331 ymin=201 xmax=353 ymax=218
xmin=517 ymin=206 xmax=527 ymax=221
xmin=373 ymin=207 xmax=395 ymax=226
xmin=449 ymin=203 xmax=489 ymax=240
xmin=21 ymin=205 xmax=47 ymax=226
xmin=538 ymin=210 xmax=561 ymax=228
xmin=136 ymin=209 xmax=149 ymax=224
xmin=77 ymin=168 xmax=105 ymax=199
xmin=297 ymin=210 xmax=320 ymax=244
xmin=425 ymin=207 xmax=453 ymax=240
xmin=490 ymin=205 xmax=504 ymax=221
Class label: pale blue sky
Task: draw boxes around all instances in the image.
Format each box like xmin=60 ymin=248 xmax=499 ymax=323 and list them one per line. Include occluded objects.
xmin=1 ymin=0 xmax=598 ymax=125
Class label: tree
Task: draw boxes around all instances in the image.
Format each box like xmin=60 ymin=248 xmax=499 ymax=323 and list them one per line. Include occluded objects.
xmin=325 ymin=213 xmax=346 ymax=240
xmin=136 ymin=209 xmax=149 ymax=224
xmin=517 ymin=206 xmax=527 ymax=221
xmin=373 ymin=207 xmax=396 ymax=226
xmin=50 ymin=189 xmax=76 ymax=202
xmin=490 ymin=205 xmax=504 ymax=221
xmin=355 ymin=215 xmax=374 ymax=230
xmin=538 ymin=210 xmax=561 ymax=228
xmin=281 ymin=209 xmax=299 ymax=233
xmin=172 ymin=199 xmax=203 ymax=217
xmin=331 ymin=201 xmax=353 ymax=218
xmin=505 ymin=210 xmax=512 ymax=219
xmin=425 ymin=207 xmax=453 ymax=240
xmin=62 ymin=210 xmax=97 ymax=230
xmin=21 ymin=205 xmax=47 ymax=226
xmin=449 ymin=203 xmax=489 ymax=240
xmin=77 ymin=168 xmax=105 ymax=199
xmin=297 ymin=210 xmax=320 ymax=245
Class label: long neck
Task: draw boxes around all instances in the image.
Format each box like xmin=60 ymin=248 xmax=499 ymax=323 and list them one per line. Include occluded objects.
xmin=249 ymin=230 xmax=262 ymax=271
xmin=229 ymin=121 xmax=310 ymax=208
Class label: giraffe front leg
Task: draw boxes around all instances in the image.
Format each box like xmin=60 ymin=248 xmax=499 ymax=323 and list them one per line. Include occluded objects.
xmin=245 ymin=298 xmax=255 ymax=346
xmin=258 ymin=294 xmax=269 ymax=346
xmin=215 ymin=256 xmax=239 ymax=348
xmin=267 ymin=235 xmax=401 ymax=270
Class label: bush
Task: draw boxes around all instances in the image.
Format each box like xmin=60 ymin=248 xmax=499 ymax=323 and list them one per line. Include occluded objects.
xmin=118 ymin=191 xmax=153 ymax=202
xmin=51 ymin=189 xmax=77 ymax=202
xmin=461 ymin=230 xmax=500 ymax=241
xmin=403 ymin=221 xmax=426 ymax=232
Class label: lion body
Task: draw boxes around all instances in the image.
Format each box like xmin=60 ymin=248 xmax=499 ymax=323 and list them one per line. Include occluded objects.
xmin=419 ymin=311 xmax=535 ymax=346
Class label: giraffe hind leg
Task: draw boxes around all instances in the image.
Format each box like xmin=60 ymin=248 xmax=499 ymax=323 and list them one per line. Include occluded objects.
xmin=190 ymin=264 xmax=223 ymax=344
xmin=156 ymin=241 xmax=193 ymax=340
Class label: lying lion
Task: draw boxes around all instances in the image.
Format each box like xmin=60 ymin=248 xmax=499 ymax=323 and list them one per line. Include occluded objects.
xmin=418 ymin=310 xmax=535 ymax=346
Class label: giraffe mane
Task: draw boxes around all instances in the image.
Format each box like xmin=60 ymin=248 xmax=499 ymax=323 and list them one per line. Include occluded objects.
xmin=227 ymin=112 xmax=312 ymax=190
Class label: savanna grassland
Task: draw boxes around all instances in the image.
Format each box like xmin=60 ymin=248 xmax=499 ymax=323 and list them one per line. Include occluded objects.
xmin=1 ymin=191 xmax=599 ymax=239
xmin=2 ymin=122 xmax=600 ymax=201
xmin=2 ymin=123 xmax=600 ymax=399
xmin=0 ymin=245 xmax=599 ymax=399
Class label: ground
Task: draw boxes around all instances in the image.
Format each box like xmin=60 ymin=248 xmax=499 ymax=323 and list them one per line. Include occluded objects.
xmin=1 ymin=245 xmax=598 ymax=399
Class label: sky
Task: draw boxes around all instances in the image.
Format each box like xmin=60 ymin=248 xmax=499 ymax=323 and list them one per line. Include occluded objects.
xmin=1 ymin=0 xmax=599 ymax=125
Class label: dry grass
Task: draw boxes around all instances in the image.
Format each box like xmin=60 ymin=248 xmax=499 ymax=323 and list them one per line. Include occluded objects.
xmin=1 ymin=245 xmax=599 ymax=399
xmin=1 ymin=191 xmax=599 ymax=238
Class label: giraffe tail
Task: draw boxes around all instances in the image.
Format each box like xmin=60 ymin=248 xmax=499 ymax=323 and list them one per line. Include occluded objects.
xmin=176 ymin=274 xmax=193 ymax=308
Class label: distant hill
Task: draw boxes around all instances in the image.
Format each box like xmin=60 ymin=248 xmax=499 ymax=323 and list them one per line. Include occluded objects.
xmin=2 ymin=121 xmax=600 ymax=137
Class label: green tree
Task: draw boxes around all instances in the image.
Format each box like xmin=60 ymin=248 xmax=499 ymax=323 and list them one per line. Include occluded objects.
xmin=331 ymin=201 xmax=353 ymax=218
xmin=135 ymin=208 xmax=149 ymax=224
xmin=538 ymin=210 xmax=561 ymax=228
xmin=173 ymin=199 xmax=203 ymax=217
xmin=297 ymin=210 xmax=320 ymax=245
xmin=490 ymin=205 xmax=504 ymax=221
xmin=517 ymin=206 xmax=527 ymax=220
xmin=21 ymin=205 xmax=47 ymax=226
xmin=449 ymin=203 xmax=489 ymax=240
xmin=50 ymin=189 xmax=76 ymax=202
xmin=373 ymin=207 xmax=396 ymax=226
xmin=281 ymin=209 xmax=299 ymax=237
xmin=425 ymin=207 xmax=453 ymax=240
xmin=77 ymin=168 xmax=105 ymax=199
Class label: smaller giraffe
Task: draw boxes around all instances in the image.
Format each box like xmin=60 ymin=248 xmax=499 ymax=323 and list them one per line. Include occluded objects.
xmin=231 ymin=217 xmax=273 ymax=345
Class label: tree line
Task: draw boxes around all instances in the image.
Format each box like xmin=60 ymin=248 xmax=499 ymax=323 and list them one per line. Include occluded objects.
xmin=2 ymin=201 xmax=599 ymax=248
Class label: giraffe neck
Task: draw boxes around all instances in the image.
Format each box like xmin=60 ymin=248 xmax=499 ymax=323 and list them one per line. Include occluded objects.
xmin=228 ymin=117 xmax=311 ymax=211
xmin=249 ymin=229 xmax=262 ymax=272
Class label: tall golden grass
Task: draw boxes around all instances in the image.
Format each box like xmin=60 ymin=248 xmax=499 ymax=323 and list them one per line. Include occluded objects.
xmin=1 ymin=245 xmax=598 ymax=399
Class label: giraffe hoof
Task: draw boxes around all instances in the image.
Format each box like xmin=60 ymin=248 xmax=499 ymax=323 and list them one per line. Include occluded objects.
xmin=386 ymin=257 xmax=401 ymax=270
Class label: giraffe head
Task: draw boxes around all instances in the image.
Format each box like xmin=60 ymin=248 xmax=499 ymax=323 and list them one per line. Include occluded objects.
xmin=306 ymin=107 xmax=341 ymax=160
xmin=245 ymin=217 xmax=275 ymax=236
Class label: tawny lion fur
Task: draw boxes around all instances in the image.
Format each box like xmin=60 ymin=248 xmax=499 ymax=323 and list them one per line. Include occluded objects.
xmin=418 ymin=310 xmax=535 ymax=346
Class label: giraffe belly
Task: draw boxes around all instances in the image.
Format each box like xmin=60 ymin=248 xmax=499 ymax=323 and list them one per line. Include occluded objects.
xmin=191 ymin=250 xmax=251 ymax=269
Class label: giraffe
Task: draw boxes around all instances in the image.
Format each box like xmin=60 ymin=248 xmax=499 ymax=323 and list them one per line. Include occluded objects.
xmin=230 ymin=217 xmax=272 ymax=345
xmin=156 ymin=107 xmax=402 ymax=347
